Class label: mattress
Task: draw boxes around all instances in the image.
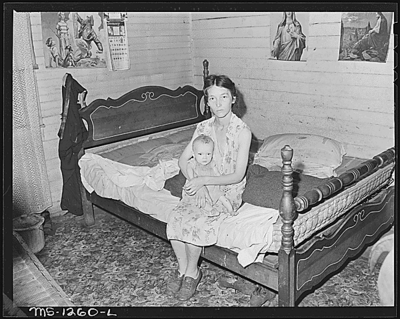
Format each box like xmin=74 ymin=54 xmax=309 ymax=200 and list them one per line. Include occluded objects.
xmin=79 ymin=125 xmax=394 ymax=266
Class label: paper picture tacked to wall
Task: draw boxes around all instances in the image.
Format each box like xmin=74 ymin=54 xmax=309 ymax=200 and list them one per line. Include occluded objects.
xmin=270 ymin=12 xmax=308 ymax=61
xmin=339 ymin=12 xmax=392 ymax=62
xmin=41 ymin=12 xmax=107 ymax=68
xmin=104 ymin=12 xmax=130 ymax=71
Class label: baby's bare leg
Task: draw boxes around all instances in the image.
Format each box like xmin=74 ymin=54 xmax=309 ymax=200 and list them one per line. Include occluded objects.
xmin=217 ymin=196 xmax=233 ymax=213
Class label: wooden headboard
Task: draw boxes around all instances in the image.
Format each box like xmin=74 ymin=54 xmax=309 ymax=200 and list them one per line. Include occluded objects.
xmin=80 ymin=85 xmax=204 ymax=149
xmin=80 ymin=60 xmax=210 ymax=149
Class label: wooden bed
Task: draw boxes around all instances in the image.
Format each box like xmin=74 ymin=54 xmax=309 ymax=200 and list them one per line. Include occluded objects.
xmin=75 ymin=60 xmax=395 ymax=307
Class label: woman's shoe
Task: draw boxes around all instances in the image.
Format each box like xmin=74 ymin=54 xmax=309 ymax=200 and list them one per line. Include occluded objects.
xmin=176 ymin=270 xmax=203 ymax=301
xmin=165 ymin=269 xmax=184 ymax=296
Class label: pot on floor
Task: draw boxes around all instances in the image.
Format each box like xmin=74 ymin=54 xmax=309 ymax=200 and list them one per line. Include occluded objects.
xmin=13 ymin=214 xmax=45 ymax=254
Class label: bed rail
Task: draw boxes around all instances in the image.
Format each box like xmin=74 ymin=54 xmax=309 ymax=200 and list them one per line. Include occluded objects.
xmin=294 ymin=147 xmax=395 ymax=212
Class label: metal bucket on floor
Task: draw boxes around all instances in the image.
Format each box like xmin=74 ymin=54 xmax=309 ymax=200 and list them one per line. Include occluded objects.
xmin=13 ymin=214 xmax=45 ymax=254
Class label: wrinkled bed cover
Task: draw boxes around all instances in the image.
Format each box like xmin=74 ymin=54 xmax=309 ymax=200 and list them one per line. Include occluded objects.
xmin=79 ymin=125 xmax=392 ymax=266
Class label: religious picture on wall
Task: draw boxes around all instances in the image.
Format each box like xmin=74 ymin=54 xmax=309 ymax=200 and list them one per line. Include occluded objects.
xmin=270 ymin=12 xmax=308 ymax=61
xmin=41 ymin=12 xmax=107 ymax=68
xmin=339 ymin=12 xmax=392 ymax=62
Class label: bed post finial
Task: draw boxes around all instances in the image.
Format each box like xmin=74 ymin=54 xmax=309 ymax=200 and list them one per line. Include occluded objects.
xmin=203 ymin=59 xmax=209 ymax=80
xmin=202 ymin=59 xmax=211 ymax=118
xmin=279 ymin=145 xmax=296 ymax=254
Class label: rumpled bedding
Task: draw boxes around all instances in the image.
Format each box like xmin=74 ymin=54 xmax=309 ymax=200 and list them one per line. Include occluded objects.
xmin=79 ymin=151 xmax=279 ymax=267
xmin=79 ymin=153 xmax=180 ymax=193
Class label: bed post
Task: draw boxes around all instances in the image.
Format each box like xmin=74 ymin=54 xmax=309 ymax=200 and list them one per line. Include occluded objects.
xmin=202 ymin=59 xmax=211 ymax=118
xmin=203 ymin=59 xmax=209 ymax=79
xmin=78 ymin=149 xmax=95 ymax=227
xmin=278 ymin=145 xmax=297 ymax=306
xmin=80 ymin=180 xmax=95 ymax=227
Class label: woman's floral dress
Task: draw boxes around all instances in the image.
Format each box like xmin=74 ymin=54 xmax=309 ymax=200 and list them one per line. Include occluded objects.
xmin=166 ymin=113 xmax=251 ymax=246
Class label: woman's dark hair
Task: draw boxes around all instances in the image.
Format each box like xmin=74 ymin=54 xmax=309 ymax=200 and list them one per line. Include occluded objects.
xmin=203 ymin=74 xmax=237 ymax=98
xmin=203 ymin=74 xmax=246 ymax=118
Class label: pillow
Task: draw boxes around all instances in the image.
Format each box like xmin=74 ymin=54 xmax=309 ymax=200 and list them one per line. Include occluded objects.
xmin=242 ymin=164 xmax=330 ymax=210
xmin=253 ymin=133 xmax=346 ymax=178
xmin=164 ymin=170 xmax=186 ymax=198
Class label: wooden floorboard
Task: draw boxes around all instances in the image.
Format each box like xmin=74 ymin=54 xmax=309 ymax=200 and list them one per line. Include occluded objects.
xmin=13 ymin=272 xmax=38 ymax=287
xmin=13 ymin=260 xmax=29 ymax=274
xmin=13 ymin=231 xmax=74 ymax=307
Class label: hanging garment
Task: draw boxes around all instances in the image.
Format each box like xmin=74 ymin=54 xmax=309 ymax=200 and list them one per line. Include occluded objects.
xmin=58 ymin=73 xmax=88 ymax=216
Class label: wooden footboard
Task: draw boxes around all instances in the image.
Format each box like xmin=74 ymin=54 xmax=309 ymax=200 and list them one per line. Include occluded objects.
xmin=277 ymin=145 xmax=395 ymax=306
xmin=295 ymin=186 xmax=394 ymax=301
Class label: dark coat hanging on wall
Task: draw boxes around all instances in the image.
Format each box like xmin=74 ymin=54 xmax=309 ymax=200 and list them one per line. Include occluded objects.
xmin=58 ymin=73 xmax=88 ymax=216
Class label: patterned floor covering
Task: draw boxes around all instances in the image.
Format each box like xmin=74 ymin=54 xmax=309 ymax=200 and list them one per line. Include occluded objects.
xmin=36 ymin=208 xmax=384 ymax=309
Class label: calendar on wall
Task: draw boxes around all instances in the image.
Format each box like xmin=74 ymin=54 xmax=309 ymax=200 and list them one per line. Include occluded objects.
xmin=105 ymin=12 xmax=130 ymax=71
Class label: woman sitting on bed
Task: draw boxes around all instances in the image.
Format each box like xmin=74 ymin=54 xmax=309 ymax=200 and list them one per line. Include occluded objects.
xmin=165 ymin=74 xmax=252 ymax=301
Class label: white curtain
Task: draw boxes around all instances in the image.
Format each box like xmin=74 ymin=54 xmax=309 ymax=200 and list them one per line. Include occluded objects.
xmin=13 ymin=11 xmax=52 ymax=216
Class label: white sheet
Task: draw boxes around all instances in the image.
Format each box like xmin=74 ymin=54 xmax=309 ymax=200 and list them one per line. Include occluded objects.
xmin=79 ymin=152 xmax=180 ymax=192
xmin=79 ymin=153 xmax=279 ymax=267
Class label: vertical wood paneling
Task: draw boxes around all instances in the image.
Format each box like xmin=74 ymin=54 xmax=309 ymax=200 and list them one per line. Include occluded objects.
xmin=191 ymin=12 xmax=394 ymax=159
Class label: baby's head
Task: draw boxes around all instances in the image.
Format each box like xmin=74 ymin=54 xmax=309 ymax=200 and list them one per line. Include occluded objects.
xmin=192 ymin=134 xmax=214 ymax=166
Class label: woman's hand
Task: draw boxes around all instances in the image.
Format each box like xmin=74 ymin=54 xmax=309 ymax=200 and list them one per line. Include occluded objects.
xmin=183 ymin=177 xmax=206 ymax=196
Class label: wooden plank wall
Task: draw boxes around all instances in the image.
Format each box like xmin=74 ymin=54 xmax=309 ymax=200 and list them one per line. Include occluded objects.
xmin=29 ymin=12 xmax=194 ymax=215
xmin=27 ymin=12 xmax=394 ymax=216
xmin=191 ymin=12 xmax=395 ymax=158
